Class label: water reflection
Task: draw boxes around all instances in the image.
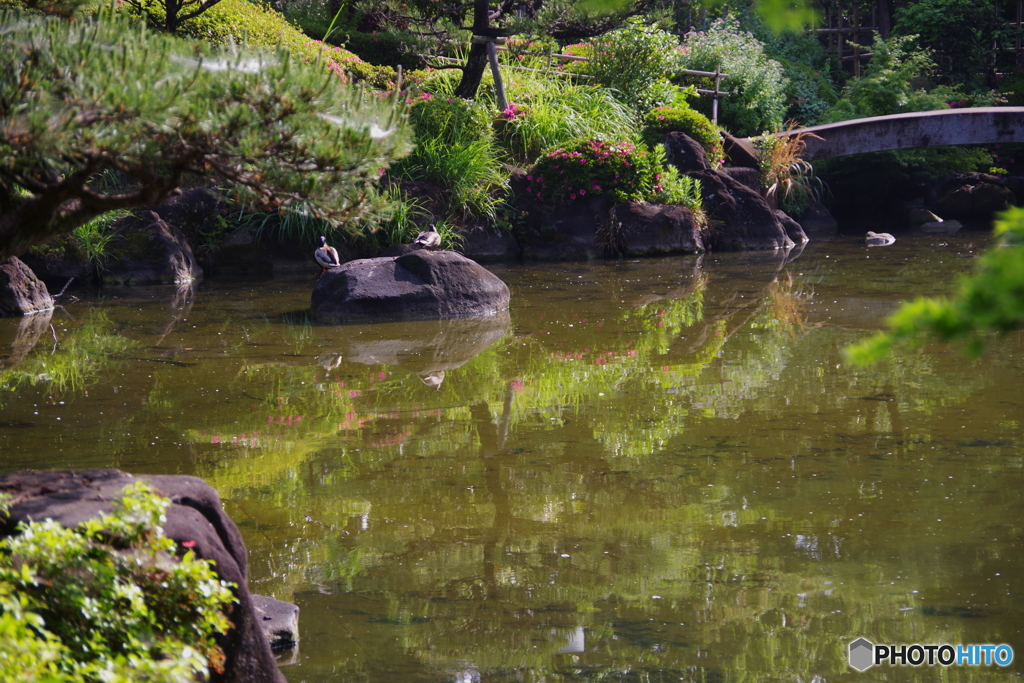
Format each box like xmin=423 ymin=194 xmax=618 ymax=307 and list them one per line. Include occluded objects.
xmin=1 ymin=233 xmax=1022 ymax=682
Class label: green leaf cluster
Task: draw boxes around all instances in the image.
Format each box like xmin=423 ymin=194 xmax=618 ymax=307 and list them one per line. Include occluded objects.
xmin=0 ymin=482 xmax=237 ymax=682
xmin=492 ymin=80 xmax=636 ymax=166
xmin=574 ymin=16 xmax=683 ymax=114
xmin=0 ymin=6 xmax=411 ymax=259
xmin=892 ymin=0 xmax=1015 ymax=91
xmin=678 ymin=15 xmax=788 ymax=136
xmin=821 ymin=33 xmax=957 ymax=121
xmin=846 ymin=206 xmax=1024 ymax=363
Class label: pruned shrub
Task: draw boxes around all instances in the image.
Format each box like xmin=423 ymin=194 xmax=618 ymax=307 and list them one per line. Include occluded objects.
xmin=642 ymin=102 xmax=724 ymax=167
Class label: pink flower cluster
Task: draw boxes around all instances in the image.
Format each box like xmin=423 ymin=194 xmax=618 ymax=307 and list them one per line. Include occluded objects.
xmin=498 ymin=102 xmax=525 ymax=121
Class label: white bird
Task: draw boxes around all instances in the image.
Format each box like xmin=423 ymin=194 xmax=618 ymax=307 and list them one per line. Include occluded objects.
xmin=315 ymin=235 xmax=341 ymax=272
xmin=865 ymin=231 xmax=896 ymax=247
xmin=413 ymin=224 xmax=442 ymax=251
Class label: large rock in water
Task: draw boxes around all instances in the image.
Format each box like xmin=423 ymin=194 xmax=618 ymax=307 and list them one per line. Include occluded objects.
xmin=0 ymin=469 xmax=288 ymax=683
xmin=102 ymin=210 xmax=202 ymax=285
xmin=311 ymin=250 xmax=510 ymax=323
xmin=0 ymin=256 xmax=53 ymax=317
xmin=688 ymin=169 xmax=795 ymax=251
xmin=609 ymin=202 xmax=704 ymax=256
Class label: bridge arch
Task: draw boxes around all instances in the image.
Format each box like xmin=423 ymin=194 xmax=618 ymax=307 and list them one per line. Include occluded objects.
xmin=764 ymin=107 xmax=1024 ymax=161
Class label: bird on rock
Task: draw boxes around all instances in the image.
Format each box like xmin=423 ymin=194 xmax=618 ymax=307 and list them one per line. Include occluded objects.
xmin=413 ymin=224 xmax=442 ymax=251
xmin=315 ymin=235 xmax=341 ymax=272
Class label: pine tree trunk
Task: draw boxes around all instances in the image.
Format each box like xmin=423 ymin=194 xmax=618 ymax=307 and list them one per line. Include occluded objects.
xmin=453 ymin=0 xmax=491 ymax=99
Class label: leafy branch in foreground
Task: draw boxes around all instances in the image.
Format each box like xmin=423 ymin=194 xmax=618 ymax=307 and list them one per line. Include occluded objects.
xmin=846 ymin=207 xmax=1024 ymax=364
xmin=0 ymin=5 xmax=412 ymax=260
xmin=0 ymin=482 xmax=237 ymax=682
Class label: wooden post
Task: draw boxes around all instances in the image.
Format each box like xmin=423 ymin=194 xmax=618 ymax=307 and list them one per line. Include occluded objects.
xmin=712 ymin=65 xmax=722 ymax=124
xmin=486 ymin=39 xmax=508 ymax=112
xmin=853 ymin=4 xmax=861 ymax=78
xmin=472 ymin=35 xmax=508 ymax=112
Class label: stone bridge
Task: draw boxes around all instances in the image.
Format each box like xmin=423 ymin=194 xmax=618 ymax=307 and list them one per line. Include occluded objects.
xmin=766 ymin=107 xmax=1024 ymax=161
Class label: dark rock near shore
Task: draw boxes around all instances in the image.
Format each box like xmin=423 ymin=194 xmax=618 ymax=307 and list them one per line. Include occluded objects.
xmin=722 ymin=131 xmax=761 ymax=169
xmin=0 ymin=256 xmax=53 ymax=317
xmin=774 ymin=209 xmax=809 ymax=245
xmin=516 ymin=192 xmax=612 ymax=261
xmin=937 ymin=173 xmax=1015 ymax=219
xmin=663 ymin=131 xmax=712 ymax=173
xmin=689 ymin=170 xmax=794 ymax=251
xmin=311 ymin=250 xmax=510 ymax=323
xmin=252 ymin=594 xmax=299 ymax=652
xmin=720 ymin=167 xmax=760 ymax=194
xmin=798 ymin=201 xmax=839 ymax=236
xmin=459 ymin=224 xmax=521 ymax=262
xmin=609 ymin=202 xmax=705 ymax=256
xmin=0 ymin=469 xmax=289 ymax=683
xmin=102 ymin=211 xmax=202 ymax=285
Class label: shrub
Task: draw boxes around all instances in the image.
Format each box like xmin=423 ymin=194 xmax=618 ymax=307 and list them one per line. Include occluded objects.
xmin=821 ymin=34 xmax=958 ymax=122
xmin=0 ymin=483 xmax=237 ymax=682
xmin=893 ymin=0 xmax=1008 ymax=91
xmin=642 ymin=102 xmax=724 ymax=167
xmin=527 ymin=138 xmax=660 ymax=205
xmin=753 ymin=128 xmax=822 ymax=216
xmin=128 ymin=0 xmax=396 ymax=87
xmin=678 ymin=16 xmax=788 ymax=135
xmin=575 ymin=17 xmax=682 ymax=114
xmin=407 ymin=95 xmax=494 ymax=146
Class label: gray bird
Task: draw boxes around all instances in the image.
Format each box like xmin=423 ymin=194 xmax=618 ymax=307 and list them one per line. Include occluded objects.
xmin=315 ymin=235 xmax=341 ymax=272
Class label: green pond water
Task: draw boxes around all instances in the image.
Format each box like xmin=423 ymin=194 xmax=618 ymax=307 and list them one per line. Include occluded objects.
xmin=1 ymin=230 xmax=1022 ymax=682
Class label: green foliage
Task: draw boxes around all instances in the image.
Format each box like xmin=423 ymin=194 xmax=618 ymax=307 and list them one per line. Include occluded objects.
xmin=892 ymin=0 xmax=1012 ymax=91
xmin=678 ymin=16 xmax=788 ymax=135
xmin=847 ymin=207 xmax=1024 ymax=363
xmin=753 ymin=130 xmax=822 ymax=216
xmin=821 ymin=33 xmax=956 ymax=121
xmin=575 ymin=17 xmax=681 ymax=114
xmin=647 ymin=156 xmax=705 ymax=222
xmin=0 ymin=483 xmax=237 ymax=682
xmin=72 ymin=210 xmax=129 ymax=274
xmin=779 ymin=61 xmax=837 ymax=125
xmin=527 ymin=138 xmax=674 ymax=206
xmin=0 ymin=6 xmax=411 ymax=259
xmin=641 ymin=102 xmax=724 ymax=167
xmin=493 ymin=82 xmax=636 ymax=165
xmin=393 ymin=96 xmax=509 ymax=221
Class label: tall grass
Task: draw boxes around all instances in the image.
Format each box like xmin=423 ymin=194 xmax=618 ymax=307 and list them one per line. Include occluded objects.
xmin=397 ymin=137 xmax=508 ymax=220
xmin=73 ymin=210 xmax=129 ymax=274
xmin=495 ymin=80 xmax=637 ymax=164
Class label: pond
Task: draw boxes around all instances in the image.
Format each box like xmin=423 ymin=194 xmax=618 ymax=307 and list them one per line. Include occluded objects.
xmin=2 ymin=229 xmax=1022 ymax=682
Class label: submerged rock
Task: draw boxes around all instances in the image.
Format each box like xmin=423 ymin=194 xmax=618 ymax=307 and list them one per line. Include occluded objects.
xmin=311 ymin=250 xmax=510 ymax=323
xmin=102 ymin=211 xmax=202 ymax=285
